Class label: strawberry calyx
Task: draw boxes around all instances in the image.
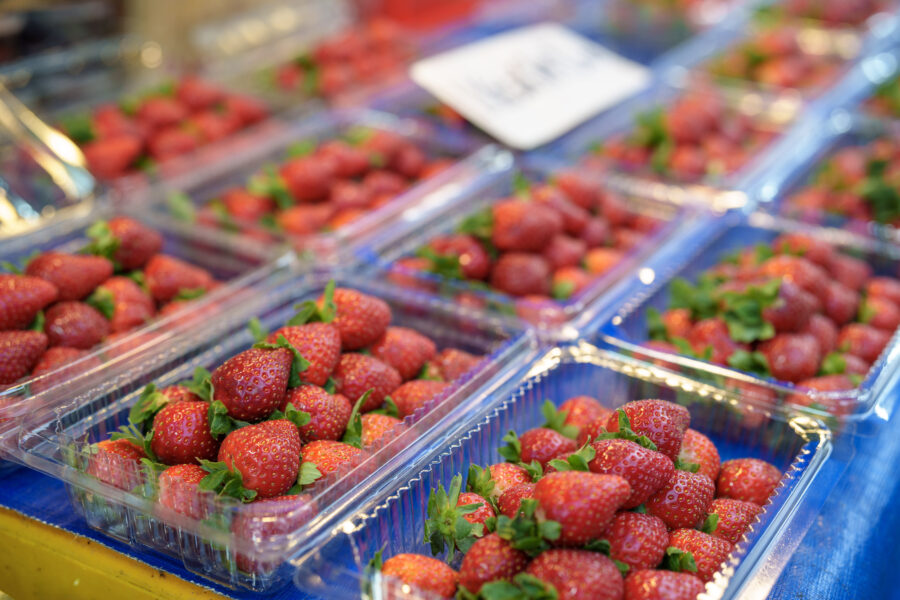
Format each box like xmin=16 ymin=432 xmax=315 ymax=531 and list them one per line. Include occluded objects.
xmin=287 ymin=461 xmax=323 ymax=495
xmin=547 ymin=442 xmax=596 ymax=473
xmin=476 ymin=573 xmax=557 ymax=600
xmin=286 ymin=279 xmax=338 ymax=326
xmin=181 ymin=366 xmax=214 ymax=402
xmin=719 ymin=279 xmax=780 ymax=343
xmin=247 ymin=164 xmax=293 ymax=210
xmin=111 ymin=422 xmax=158 ymax=462
xmin=127 ymin=270 xmax=148 ymax=291
xmin=286 ymin=139 xmax=316 ymax=158
xmin=172 ymin=287 xmax=207 ymax=302
xmin=540 ymin=400 xmax=579 ymax=440
xmin=727 ymin=350 xmax=771 ymax=377
xmin=369 ymin=395 xmax=400 ymax=417
xmin=465 ymin=464 xmax=499 ymax=513
xmin=59 ymin=112 xmax=96 ymax=144
xmin=167 ymin=191 xmax=196 ymax=223
xmin=424 ymin=474 xmax=486 ymax=561
xmin=269 ymin=403 xmax=312 ymax=431
xmin=595 ymin=409 xmax=658 ymax=451
xmin=81 ymin=221 xmax=121 ymax=263
xmin=128 ymin=383 xmax=172 ymax=430
xmin=252 ymin=334 xmax=311 ymax=388
xmin=646 ymin=307 xmax=668 ymax=341
xmin=583 ymin=539 xmax=631 ymax=576
xmin=700 ymin=513 xmax=720 ymax=535
xmin=208 ymin=400 xmax=252 ymax=438
xmin=87 ymin=287 xmax=116 ymax=320
xmin=29 ymin=310 xmax=45 ymax=332
xmin=490 ymin=498 xmax=560 ymax=557
xmin=669 ymin=277 xmax=719 ymax=322
xmin=670 ymin=336 xmax=714 ymax=362
xmin=415 ymin=246 xmax=464 ymax=280
xmin=673 ymin=458 xmax=701 ymax=473
xmin=498 ymin=430 xmax=523 ymax=463
xmin=456 ymin=207 xmax=493 ymax=244
xmin=341 ymin=390 xmax=375 ymax=449
xmin=662 ymin=546 xmax=698 ymax=574
xmin=819 ymin=352 xmax=848 ymax=376
xmin=512 ymin=172 xmax=531 ymax=197
xmin=416 ymin=362 xmax=444 ymax=381
xmin=198 ymin=458 xmax=257 ymax=502
xmin=247 ymin=317 xmax=268 ymax=343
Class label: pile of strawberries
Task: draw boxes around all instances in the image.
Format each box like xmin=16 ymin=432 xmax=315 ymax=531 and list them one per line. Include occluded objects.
xmin=387 ymin=172 xmax=661 ymax=314
xmin=60 ymin=76 xmax=268 ymax=180
xmin=784 ymin=139 xmax=900 ymax=226
xmin=274 ymin=19 xmax=416 ymax=99
xmin=83 ymin=282 xmax=483 ymax=569
xmin=0 ymin=216 xmax=218 ymax=387
xmin=643 ymin=232 xmax=898 ymax=414
xmin=173 ymin=127 xmax=452 ymax=242
xmin=585 ymin=92 xmax=776 ymax=181
xmin=705 ymin=24 xmax=843 ymax=92
xmin=758 ymin=0 xmax=888 ymax=27
xmin=866 ymin=77 xmax=900 ymax=119
xmin=372 ymin=397 xmax=782 ymax=600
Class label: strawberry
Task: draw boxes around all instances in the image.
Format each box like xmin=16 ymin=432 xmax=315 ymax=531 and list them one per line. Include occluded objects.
xmin=758 ymin=333 xmax=821 ymax=382
xmin=677 ymin=429 xmax=720 ymax=482
xmin=283 ymin=385 xmax=351 ymax=442
xmin=865 ymin=277 xmax=900 ymax=305
xmin=828 ymin=253 xmax=871 ymax=292
xmin=584 ymin=248 xmax=625 ymax=276
xmin=508 ymin=428 xmax=577 ymax=469
xmin=789 ymin=375 xmax=857 ymax=415
xmin=458 ymin=491 xmax=495 ymax=527
xmin=762 ymin=280 xmax=818 ymax=333
xmin=221 ymin=187 xmax=275 ymax=223
xmin=559 ymin=395 xmax=610 ymax=437
xmin=668 ymin=529 xmax=732 ymax=582
xmin=661 ymin=308 xmax=693 ymax=340
xmin=211 ymin=347 xmax=292 ymax=421
xmin=144 ymin=254 xmax=214 ymax=304
xmin=360 ymin=413 xmax=401 ymax=446
xmin=424 ymin=474 xmax=490 ymax=559
xmin=492 ymin=199 xmax=562 ymax=252
xmin=580 ymin=217 xmax=612 ymax=248
xmin=300 ymin=439 xmax=367 ymax=478
xmin=231 ymin=494 xmax=317 ymax=572
xmin=86 ymin=438 xmax=145 ymax=490
xmin=223 ymin=95 xmax=268 ymax=126
xmin=837 ymin=323 xmax=890 ymax=363
xmin=706 ymin=498 xmax=762 ymax=544
xmin=317 ymin=140 xmax=370 ymax=178
xmin=44 ymin=302 xmax=109 ymax=349
xmin=380 ymin=554 xmax=458 ymax=599
xmin=717 ymin=458 xmax=781 ymax=505
xmin=822 ymin=281 xmax=858 ymax=325
xmin=687 ymin=318 xmax=749 ymax=365
xmin=362 ymin=169 xmax=406 ymax=196
xmin=150 ymin=401 xmax=219 ymax=465
xmin=552 ymin=266 xmax=591 ymax=300
xmin=589 ymin=439 xmax=674 ymax=508
xmin=605 ymin=400 xmax=690 ymax=461
xmin=390 ymin=379 xmax=450 ymax=418
xmin=25 ymin=252 xmax=113 ymax=301
xmin=486 ymin=463 xmax=532 ymax=499
xmin=102 ymin=217 xmax=164 ymax=270
xmin=176 ymin=75 xmax=224 ymax=110
xmin=526 ymin=549 xmax=624 ymax=600
xmin=646 ymin=470 xmax=715 ymax=529
xmin=434 ymin=348 xmax=481 ymax=380
xmin=0 ymin=274 xmax=58 ymax=330
xmin=802 ymin=313 xmax=838 ymax=353
xmin=158 ymin=463 xmax=208 ymax=519
xmin=279 ymin=155 xmax=334 ymax=202
xmin=327 ymin=287 xmax=391 ymax=350
xmin=332 ymin=353 xmax=401 ymax=412
xmin=428 ymin=234 xmax=492 ymax=280
xmin=861 ymin=296 xmax=900 ymax=331
xmin=624 ymin=569 xmax=706 ymax=600
xmin=82 ymin=135 xmax=142 ymax=179
xmin=533 ymin=471 xmax=631 ymax=545
xmin=136 ymin=96 xmax=188 ymax=129
xmin=459 ymin=533 xmax=529 ymax=594
xmin=555 ymin=170 xmax=602 ymax=210
xmin=31 ymin=346 xmax=88 ymax=377
xmin=498 ymin=483 xmax=536 ymax=518
xmin=370 ymin=326 xmax=437 ymax=380
xmin=92 ymin=277 xmax=155 ymax=333
xmin=758 ymin=255 xmax=828 ymax=300
xmin=0 ymin=330 xmax=48 ymax=384
xmin=773 ymin=233 xmax=834 ymax=267
xmin=265 ymin=323 xmax=341 ymax=387
xmin=148 ymin=128 xmax=198 ymax=161
xmin=604 ymin=511 xmax=669 ymax=571
xmin=490 ymin=253 xmax=551 ymax=297
xmin=210 ymin=419 xmax=301 ymax=499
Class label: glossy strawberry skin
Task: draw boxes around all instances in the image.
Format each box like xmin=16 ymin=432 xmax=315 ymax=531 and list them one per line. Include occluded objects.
xmin=282 ymin=385 xmax=351 ymax=442
xmin=218 ymin=419 xmax=301 ymax=498
xmin=328 ymin=288 xmax=391 ymax=350
xmin=26 ymin=252 xmax=113 ymax=301
xmin=717 ymin=458 xmax=782 ymax=505
xmin=646 ymin=470 xmax=715 ymax=530
xmin=211 ymin=347 xmax=292 ymax=422
xmin=490 ymin=253 xmax=551 ymax=297
xmin=86 ymin=438 xmax=145 ymax=490
xmin=231 ymin=494 xmax=317 ymax=573
xmin=150 ymin=401 xmax=219 ymax=465
xmin=624 ymin=569 xmax=706 ymax=600
xmin=390 ymin=379 xmax=450 ymax=418
xmin=678 ymin=429 xmax=721 ymax=482
xmin=0 ymin=274 xmax=58 ymax=330
xmin=708 ymin=498 xmax=763 ymax=544
xmin=488 ymin=463 xmax=531 ymax=499
xmin=687 ymin=318 xmax=748 ymax=365
xmin=526 ymin=549 xmax=624 ymax=600
xmin=266 ymin=322 xmax=341 ymax=387
xmin=498 ymin=483 xmax=536 ymax=518
xmin=332 ymin=353 xmax=402 ymax=412
xmin=533 ymin=471 xmax=631 ymax=546
xmin=605 ymin=399 xmax=691 ymax=461
xmin=158 ymin=463 xmax=208 ymax=519
xmin=381 ymin=553 xmax=458 ymax=599
xmin=44 ymin=302 xmax=110 ymax=349
xmin=434 ymin=348 xmax=481 ymax=381
xmin=519 ymin=427 xmax=577 ymax=469
xmin=668 ymin=528 xmax=733 ymax=583
xmin=107 ymin=217 xmax=164 ymax=270
xmin=429 ymin=234 xmax=492 ymax=280
xmin=559 ymin=395 xmax=610 ymax=437
xmin=144 ymin=254 xmax=214 ymax=304
xmin=100 ymin=276 xmax=155 ymax=333
xmin=300 ymin=439 xmax=368 ymax=477
xmin=758 ymin=334 xmax=821 ymax=383
xmin=837 ymin=323 xmax=890 ymax=364
xmin=360 ymin=413 xmax=402 ymax=447
xmin=370 ymin=326 xmax=437 ymax=381
xmin=491 ymin=200 xmax=562 ymax=253
xmin=459 ymin=533 xmax=528 ymax=594
xmin=589 ymin=439 xmax=675 ymax=509
xmin=0 ymin=330 xmax=48 ymax=384
xmin=31 ymin=346 xmax=88 ymax=377
xmin=604 ymin=511 xmax=669 ymax=571
xmin=458 ymin=491 xmax=495 ymax=527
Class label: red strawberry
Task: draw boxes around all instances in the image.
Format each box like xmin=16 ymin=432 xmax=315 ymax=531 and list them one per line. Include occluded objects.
xmin=86 ymin=438 xmax=145 ymax=490
xmin=217 ymin=419 xmax=300 ymax=498
xmin=429 ymin=234 xmax=492 ymax=280
xmin=518 ymin=428 xmax=577 ymax=469
xmin=360 ymin=413 xmax=402 ymax=446
xmin=707 ymin=498 xmax=762 ymax=544
xmin=158 ymin=463 xmax=208 ymax=519
xmin=555 ymin=170 xmax=602 ymax=210
xmin=802 ymin=313 xmax=838 ymax=353
xmin=533 ymin=471 xmax=631 ymax=545
xmin=687 ymin=318 xmax=749 ymax=365
xmin=362 ymin=169 xmax=406 ymax=196
xmin=381 ymin=554 xmax=458 ymax=599
xmin=822 ymin=281 xmax=858 ymax=325
xmin=266 ymin=323 xmax=341 ymax=387
xmin=279 ymin=155 xmax=333 ymax=202
xmin=668 ymin=529 xmax=733 ymax=582
xmin=283 ymin=385 xmax=351 ymax=442
xmin=828 ymin=253 xmax=871 ymax=291
xmin=221 ymin=188 xmax=275 ymax=222
xmin=434 ymin=348 xmax=481 ymax=381
xmin=136 ymin=96 xmax=188 ymax=129
xmin=0 ymin=274 xmax=58 ymax=330
xmin=459 ymin=533 xmax=529 ymax=593
xmin=552 ymin=266 xmax=591 ymax=300
xmin=661 ymin=308 xmax=693 ymax=340
xmin=223 ymin=95 xmax=268 ymax=126
xmin=865 ymin=277 xmax=900 ymax=305
xmin=370 ymin=326 xmax=437 ymax=380
xmin=605 ymin=400 xmax=691 ymax=461
xmin=332 ymin=353 xmax=402 ymax=412
xmin=492 ymin=199 xmax=562 ymax=252
xmin=559 ymin=395 xmax=610 ymax=437
xmin=589 ymin=439 xmax=675 ymax=508
xmin=763 ymin=280 xmax=818 ymax=333
xmin=106 ymin=217 xmax=164 ymax=270
xmin=176 ymin=76 xmax=224 ymax=110
xmin=533 ymin=184 xmax=591 ymax=235
xmin=390 ymin=379 xmax=450 ymax=418
xmin=526 ymin=549 xmax=624 ymax=600
xmin=861 ymin=296 xmax=900 ymax=331
xmin=231 ymin=494 xmax=317 ymax=573
xmin=0 ymin=330 xmax=48 ymax=384
xmin=211 ymin=347 xmax=292 ymax=421
xmin=624 ymin=569 xmax=706 ymax=600
xmin=458 ymin=491 xmax=495 ymax=527
xmin=26 ymin=252 xmax=113 ymax=301
xmin=758 ymin=255 xmax=827 ymax=300
xmin=317 ymin=140 xmax=370 ymax=178
xmin=773 ymin=233 xmax=835 ymax=267
xmin=158 ymin=384 xmax=202 ymax=404
xmin=490 ymin=253 xmax=551 ymax=297
xmin=789 ymin=374 xmax=857 ymax=415
xmin=31 ymin=346 xmax=88 ymax=377
xmin=646 ymin=470 xmax=715 ymax=529
xmin=327 ymin=287 xmax=391 ymax=350
xmin=300 ymin=439 xmax=368 ymax=478
xmin=148 ymin=128 xmax=198 ymax=161
xmin=44 ymin=302 xmax=109 ymax=349
xmin=277 ymin=204 xmax=334 ymax=235
xmin=150 ymin=401 xmax=219 ymax=465
xmin=82 ymin=135 xmax=142 ymax=179
xmin=488 ymin=463 xmax=532 ymax=499
xmin=678 ymin=429 xmax=720 ymax=482
xmin=604 ymin=511 xmax=669 ymax=570
xmin=837 ymin=323 xmax=890 ymax=363
xmin=95 ymin=276 xmax=155 ymax=333
xmin=498 ymin=483 xmax=536 ymax=518
xmin=717 ymin=458 xmax=781 ymax=505
xmin=144 ymin=255 xmax=214 ymax=304
xmin=758 ymin=333 xmax=821 ymax=383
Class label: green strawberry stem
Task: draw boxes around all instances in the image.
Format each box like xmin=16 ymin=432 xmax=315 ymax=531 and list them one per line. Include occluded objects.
xmin=341 ymin=389 xmax=374 ymax=449
xmin=595 ymin=409 xmax=658 ymax=451
xmin=540 ymin=400 xmax=579 ymax=440
xmin=253 ymin=334 xmax=311 ymax=388
xmin=493 ymin=498 xmax=560 ymax=557
xmin=287 ymin=279 xmax=337 ymax=326
xmin=198 ymin=459 xmax=257 ymax=502
xmin=423 ymin=474 xmax=485 ymax=562
xmin=547 ymin=442 xmax=596 ymax=472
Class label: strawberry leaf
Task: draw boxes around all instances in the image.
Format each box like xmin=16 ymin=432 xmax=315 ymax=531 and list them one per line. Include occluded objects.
xmin=111 ymin=422 xmax=157 ymax=462
xmin=286 ymin=139 xmax=316 ymax=158
xmin=727 ymin=350 xmax=771 ymax=377
xmin=198 ymin=459 xmax=257 ymax=502
xmin=512 ymin=172 xmax=531 ymax=197
xmin=647 ymin=307 xmax=668 ymax=341
xmin=700 ymin=513 xmax=719 ymax=534
xmin=172 ymin=287 xmax=207 ymax=301
xmin=283 ymin=403 xmax=312 ymax=430
xmin=416 ymin=246 xmax=464 ymax=280
xmin=297 ymin=461 xmax=323 ymax=488
xmin=29 ymin=310 xmax=45 ymax=332
xmin=0 ymin=261 xmax=22 ymax=274
xmin=595 ymin=409 xmax=658 ymax=451
xmin=819 ymin=352 xmax=847 ymax=376
xmin=540 ymin=400 xmax=579 ymax=440
xmin=498 ymin=430 xmax=522 ymax=463
xmin=253 ymin=333 xmax=311 ymax=388
xmin=181 ymin=366 xmax=213 ymax=402
xmin=674 ymin=458 xmax=701 ymax=473
xmin=341 ymin=389 xmax=373 ymax=449
xmin=128 ymin=383 xmax=171 ymax=431
xmin=613 ymin=560 xmax=630 ymax=577
xmin=287 ymin=280 xmax=337 ymax=326
xmin=669 ymin=277 xmax=718 ymax=321
xmin=663 ymin=546 xmax=698 ymax=573
xmin=247 ymin=165 xmax=293 ymax=210
xmin=719 ymin=279 xmax=779 ymax=343
xmin=370 ymin=395 xmax=399 ymax=417
xmin=424 ymin=474 xmax=485 ymax=561
xmin=247 ymin=317 xmax=268 ymax=343
xmin=59 ymin=112 xmax=95 ymax=144
xmin=167 ymin=191 xmax=197 ymax=223
xmin=494 ymin=498 xmax=560 ymax=557
xmin=551 ymin=279 xmax=576 ymax=301
xmin=522 ymin=460 xmax=543 ymax=482
xmin=547 ymin=442 xmax=595 ymax=472
xmin=87 ymin=287 xmax=116 ymax=321
xmin=208 ymin=400 xmax=251 ymax=439
xmin=416 ymin=362 xmax=444 ymax=381
xmin=128 ymin=270 xmax=148 ymax=291
xmin=479 ymin=574 xmax=558 ymax=600
xmin=466 ymin=464 xmax=499 ymax=513
xmin=81 ymin=221 xmax=120 ymax=261
xmin=584 ymin=538 xmax=611 ymax=554
xmin=858 ymin=300 xmax=877 ymax=324
xmin=323 ymin=376 xmax=337 ymax=395
xmin=456 ymin=207 xmax=493 ymax=244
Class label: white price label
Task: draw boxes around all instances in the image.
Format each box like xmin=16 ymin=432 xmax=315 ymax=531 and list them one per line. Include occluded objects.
xmin=410 ymin=23 xmax=651 ymax=150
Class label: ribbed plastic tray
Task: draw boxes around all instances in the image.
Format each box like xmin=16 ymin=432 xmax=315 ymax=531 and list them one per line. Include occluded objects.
xmin=291 ymin=342 xmax=833 ymax=600
xmin=14 ymin=273 xmax=536 ymax=592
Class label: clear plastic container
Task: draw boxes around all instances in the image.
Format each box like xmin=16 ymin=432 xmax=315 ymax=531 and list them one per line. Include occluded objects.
xmin=291 ymin=342 xmax=833 ymax=600
xmin=357 ymin=160 xmax=695 ymax=337
xmin=13 ymin=273 xmax=537 ymax=591
xmin=0 ymin=204 xmax=295 ymax=437
xmin=138 ymin=108 xmax=504 ymax=266
xmin=596 ymin=210 xmax=900 ymax=422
